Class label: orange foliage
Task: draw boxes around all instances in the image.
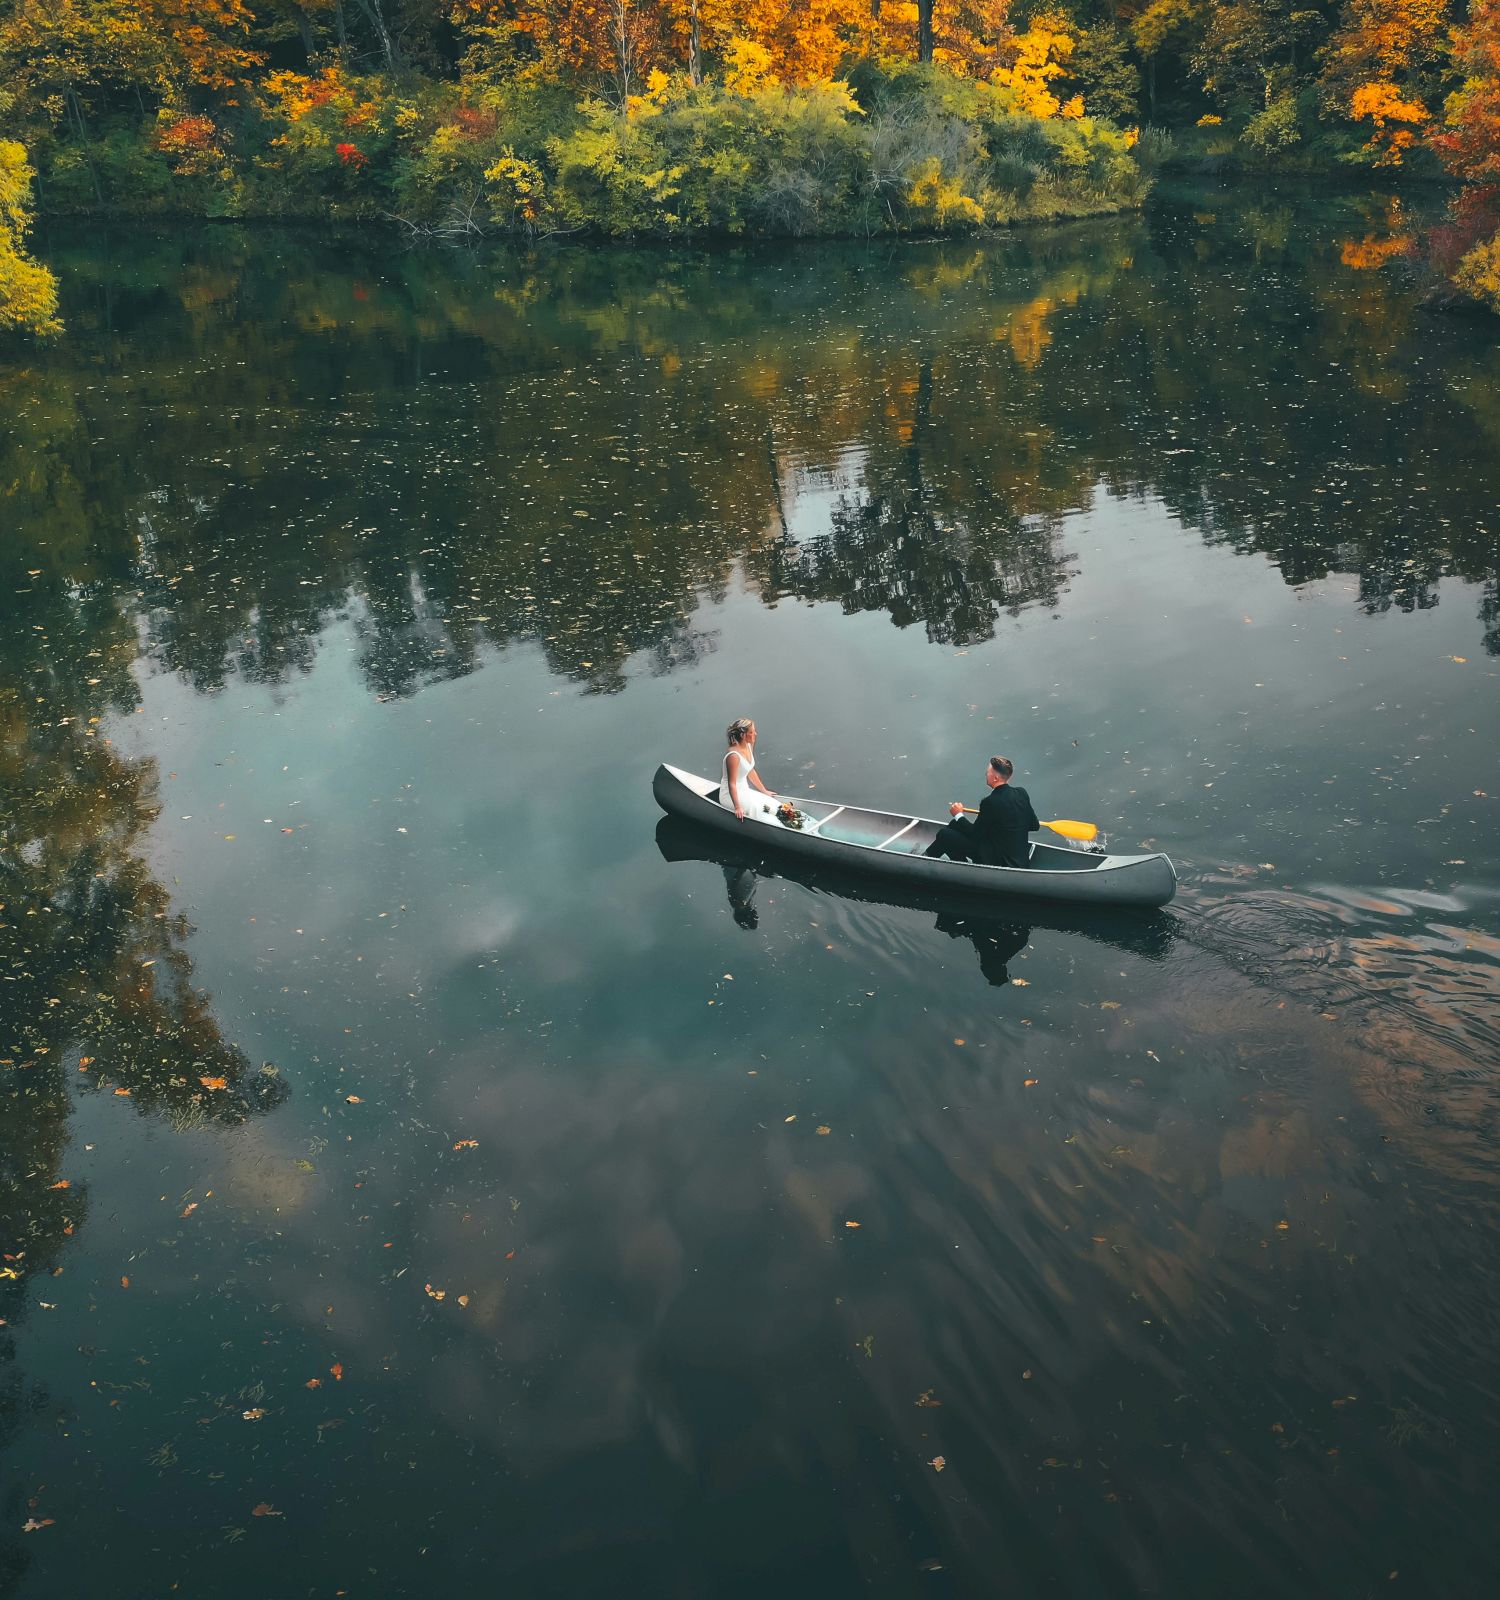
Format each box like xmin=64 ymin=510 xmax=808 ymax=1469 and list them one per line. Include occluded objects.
xmin=1431 ymin=0 xmax=1500 ymax=192
xmin=1349 ymin=78 xmax=1430 ymax=163
xmin=1339 ymin=231 xmax=1415 ymax=267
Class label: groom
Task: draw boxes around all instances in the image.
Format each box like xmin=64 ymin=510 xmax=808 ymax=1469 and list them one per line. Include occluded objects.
xmin=924 ymin=755 xmax=1040 ymax=869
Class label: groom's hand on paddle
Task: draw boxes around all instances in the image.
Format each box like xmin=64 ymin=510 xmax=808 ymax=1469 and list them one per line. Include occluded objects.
xmin=949 ymin=802 xmax=964 ymax=818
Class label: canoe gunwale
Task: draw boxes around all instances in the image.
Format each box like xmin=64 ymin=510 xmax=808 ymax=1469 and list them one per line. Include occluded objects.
xmin=651 ymin=764 xmax=1177 ymax=909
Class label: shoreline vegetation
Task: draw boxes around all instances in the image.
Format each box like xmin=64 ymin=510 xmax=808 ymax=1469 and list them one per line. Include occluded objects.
xmin=1 ymin=1 xmax=1499 ymax=336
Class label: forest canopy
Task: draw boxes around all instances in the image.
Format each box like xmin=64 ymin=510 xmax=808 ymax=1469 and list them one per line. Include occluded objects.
xmin=0 ymin=0 xmax=1497 ymax=318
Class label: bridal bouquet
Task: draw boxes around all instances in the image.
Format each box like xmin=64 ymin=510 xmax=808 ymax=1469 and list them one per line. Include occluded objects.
xmin=776 ymin=802 xmax=806 ymax=830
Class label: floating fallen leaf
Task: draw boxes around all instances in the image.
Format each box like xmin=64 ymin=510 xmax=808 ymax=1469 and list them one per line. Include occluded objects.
xmin=1100 ymin=1001 xmax=1121 ymax=1010
xmin=1021 ymin=1369 xmax=1033 ymax=1379
xmin=424 ymin=1283 xmax=446 ymax=1301
xmin=1276 ymin=1220 xmax=1290 ymax=1230
xmin=457 ymin=1294 xmax=470 ymax=1307
xmin=49 ymin=1180 xmax=70 ymax=1190
xmin=1450 ymin=656 xmax=1467 ymax=663
xmin=929 ymin=1456 xmax=946 ymax=1472
xmin=329 ymin=1363 xmax=343 ymax=1381
xmin=953 ymin=1038 xmax=965 ymax=1046
xmin=505 ymin=1250 xmax=515 ymax=1260
xmin=845 ymin=1220 xmax=861 ymax=1229
xmin=78 ymin=1057 xmax=93 ymax=1068
xmin=816 ymin=1125 xmax=831 ymax=1136
xmin=1332 ymin=1395 xmax=1357 ymax=1408
xmin=345 ymin=1095 xmax=362 ymax=1104
xmin=251 ymin=1503 xmax=282 ymax=1517
xmin=452 ymin=1139 xmax=478 ymax=1150
xmin=21 ymin=1519 xmax=54 ymax=1533
xmin=120 ymin=1276 xmax=130 ymax=1289
xmin=784 ymin=1115 xmax=796 ymax=1123
xmin=305 ymin=1378 xmax=322 ymax=1389
xmin=915 ymin=1389 xmax=942 ymax=1408
xmin=200 ymin=1076 xmax=227 ymax=1091
xmin=242 ymin=1408 xmax=266 ymax=1421
xmin=1012 ymin=978 xmax=1029 ymax=987
xmin=181 ymin=1202 xmax=199 ymax=1217
xmin=1023 ymin=1078 xmax=1038 ymax=1087
xmin=113 ymin=1087 xmax=131 ymax=1096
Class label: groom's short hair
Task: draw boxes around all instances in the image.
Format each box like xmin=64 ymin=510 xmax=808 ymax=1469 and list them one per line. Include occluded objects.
xmin=989 ymin=756 xmax=1014 ymax=779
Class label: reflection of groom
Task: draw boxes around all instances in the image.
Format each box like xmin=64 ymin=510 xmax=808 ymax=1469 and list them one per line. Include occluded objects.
xmin=935 ymin=915 xmax=1030 ymax=987
xmin=924 ymin=755 xmax=1040 ymax=868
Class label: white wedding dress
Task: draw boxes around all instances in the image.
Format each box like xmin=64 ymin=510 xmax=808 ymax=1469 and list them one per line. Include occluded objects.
xmin=720 ymin=746 xmax=775 ymax=821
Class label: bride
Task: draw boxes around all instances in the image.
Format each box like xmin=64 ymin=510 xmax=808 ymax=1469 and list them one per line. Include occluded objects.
xmin=719 ymin=717 xmax=778 ymax=822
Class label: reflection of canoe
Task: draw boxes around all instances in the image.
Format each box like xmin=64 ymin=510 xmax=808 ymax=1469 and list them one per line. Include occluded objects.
xmin=652 ymin=763 xmax=1177 ymax=910
xmin=655 ymin=816 xmax=1177 ymax=960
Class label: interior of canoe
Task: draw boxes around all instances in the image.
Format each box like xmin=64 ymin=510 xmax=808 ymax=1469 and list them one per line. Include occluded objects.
xmin=703 ymin=787 xmax=1107 ymax=871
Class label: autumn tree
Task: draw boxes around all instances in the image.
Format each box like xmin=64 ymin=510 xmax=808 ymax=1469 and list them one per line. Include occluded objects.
xmin=1192 ymin=0 xmax=1326 ymax=152
xmin=0 ymin=136 xmax=59 ymax=336
xmin=1430 ymin=0 xmax=1500 ymax=308
xmin=1320 ymin=0 xmax=1450 ymax=162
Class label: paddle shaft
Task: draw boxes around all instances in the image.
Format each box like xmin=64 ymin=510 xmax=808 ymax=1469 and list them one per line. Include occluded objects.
xmin=958 ymin=807 xmax=1098 ymax=843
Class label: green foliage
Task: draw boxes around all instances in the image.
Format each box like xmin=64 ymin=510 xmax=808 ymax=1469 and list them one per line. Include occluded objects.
xmin=1066 ymin=25 xmax=1144 ymax=126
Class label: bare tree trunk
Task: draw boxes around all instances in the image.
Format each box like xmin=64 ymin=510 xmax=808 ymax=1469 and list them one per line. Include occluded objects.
xmin=612 ymin=0 xmax=638 ymax=106
xmin=918 ymin=0 xmax=934 ymax=63
xmin=354 ymin=0 xmax=398 ymax=70
xmin=688 ymin=0 xmax=702 ymax=86
xmin=334 ymin=0 xmax=349 ymax=53
xmin=66 ymin=85 xmax=104 ymax=207
xmin=293 ymin=3 xmax=316 ymax=63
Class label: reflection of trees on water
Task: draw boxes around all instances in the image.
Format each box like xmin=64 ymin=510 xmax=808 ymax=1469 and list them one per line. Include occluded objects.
xmin=0 ymin=575 xmax=284 ymax=1592
xmin=3 ymin=199 xmax=1498 ymax=735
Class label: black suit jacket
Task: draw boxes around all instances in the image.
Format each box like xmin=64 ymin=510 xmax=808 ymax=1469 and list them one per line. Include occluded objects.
xmin=949 ymin=783 xmax=1040 ymax=869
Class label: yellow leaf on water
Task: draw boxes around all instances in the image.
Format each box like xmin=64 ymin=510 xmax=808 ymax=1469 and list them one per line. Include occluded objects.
xmin=845 ymin=1220 xmax=861 ymax=1229
xmin=251 ymin=1503 xmax=282 ymax=1517
xmin=345 ymin=1094 xmax=362 ymax=1104
xmin=929 ymin=1456 xmax=946 ymax=1472
xmin=816 ymin=1125 xmax=831 ymax=1136
xmin=1012 ymin=978 xmax=1029 ymax=986
xmin=200 ymin=1076 xmax=227 ymax=1091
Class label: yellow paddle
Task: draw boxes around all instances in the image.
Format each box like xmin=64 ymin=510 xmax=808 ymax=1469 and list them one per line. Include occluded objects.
xmin=960 ymin=807 xmax=1099 ymax=844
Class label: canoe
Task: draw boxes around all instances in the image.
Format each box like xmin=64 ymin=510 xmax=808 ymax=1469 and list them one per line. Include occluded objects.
xmin=651 ymin=763 xmax=1177 ymax=909
xmin=655 ymin=817 xmax=1177 ymax=961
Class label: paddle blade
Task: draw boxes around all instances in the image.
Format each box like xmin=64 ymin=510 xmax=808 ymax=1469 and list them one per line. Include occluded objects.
xmin=1044 ymin=818 xmax=1098 ymax=843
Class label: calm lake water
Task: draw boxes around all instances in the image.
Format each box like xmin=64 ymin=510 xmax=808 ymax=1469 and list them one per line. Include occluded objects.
xmin=3 ymin=186 xmax=1500 ymax=1599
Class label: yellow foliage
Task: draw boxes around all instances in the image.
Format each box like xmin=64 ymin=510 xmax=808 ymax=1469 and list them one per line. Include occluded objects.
xmin=0 ymin=140 xmax=61 ymax=338
xmin=992 ymin=25 xmax=1077 ymax=120
xmin=484 ymin=150 xmax=547 ymax=223
xmin=724 ymin=37 xmax=776 ymax=97
xmin=1197 ymin=113 xmax=1223 ymax=126
xmin=1454 ymin=229 xmax=1500 ymax=313
xmin=906 ymin=157 xmax=984 ymax=227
